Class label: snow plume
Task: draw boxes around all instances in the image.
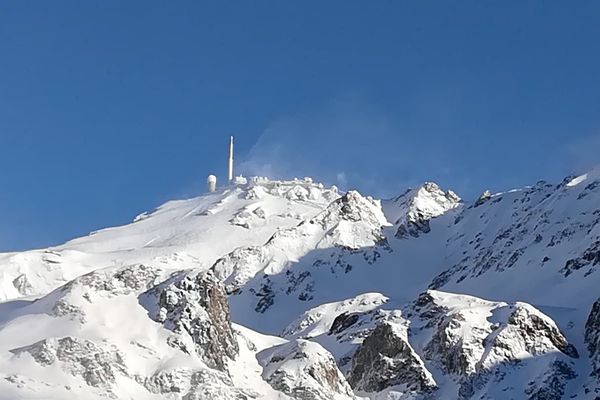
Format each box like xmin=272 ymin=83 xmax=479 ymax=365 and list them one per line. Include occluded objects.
xmin=239 ymin=97 xmax=443 ymax=197
xmin=567 ymin=132 xmax=600 ymax=174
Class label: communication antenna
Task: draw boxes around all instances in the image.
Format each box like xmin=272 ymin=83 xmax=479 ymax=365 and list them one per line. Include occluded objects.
xmin=228 ymin=136 xmax=234 ymax=182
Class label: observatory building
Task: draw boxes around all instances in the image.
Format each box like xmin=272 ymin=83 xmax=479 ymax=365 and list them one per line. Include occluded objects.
xmin=207 ymin=174 xmax=217 ymax=192
xmin=206 ymin=136 xmax=235 ymax=193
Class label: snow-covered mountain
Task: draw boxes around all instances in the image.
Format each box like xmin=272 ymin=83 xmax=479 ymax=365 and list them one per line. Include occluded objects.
xmin=0 ymin=171 xmax=599 ymax=399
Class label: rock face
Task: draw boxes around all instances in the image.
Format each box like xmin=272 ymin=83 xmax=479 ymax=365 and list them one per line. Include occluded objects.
xmin=348 ymin=322 xmax=436 ymax=394
xmin=10 ymin=337 xmax=128 ymax=392
xmin=258 ymin=339 xmax=355 ymax=400
xmin=586 ymin=298 xmax=600 ymax=376
xmin=154 ymin=271 xmax=238 ymax=371
xmin=144 ymin=367 xmax=255 ymax=400
xmin=413 ymin=291 xmax=579 ymax=399
xmin=584 ymin=297 xmax=600 ymax=396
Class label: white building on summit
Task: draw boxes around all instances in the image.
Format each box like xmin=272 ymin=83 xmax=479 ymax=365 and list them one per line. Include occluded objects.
xmin=207 ymin=174 xmax=217 ymax=192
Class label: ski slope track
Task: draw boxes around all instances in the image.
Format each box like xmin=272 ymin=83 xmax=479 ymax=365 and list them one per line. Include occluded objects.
xmin=1 ymin=171 xmax=600 ymax=399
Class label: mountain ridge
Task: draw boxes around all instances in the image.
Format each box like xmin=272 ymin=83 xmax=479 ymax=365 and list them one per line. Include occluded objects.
xmin=0 ymin=171 xmax=599 ymax=399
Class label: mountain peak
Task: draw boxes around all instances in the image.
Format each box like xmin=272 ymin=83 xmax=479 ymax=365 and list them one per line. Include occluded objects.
xmin=383 ymin=182 xmax=461 ymax=239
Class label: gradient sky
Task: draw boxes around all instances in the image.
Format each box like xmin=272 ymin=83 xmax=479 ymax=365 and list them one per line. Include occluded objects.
xmin=2 ymin=1 xmax=600 ymax=251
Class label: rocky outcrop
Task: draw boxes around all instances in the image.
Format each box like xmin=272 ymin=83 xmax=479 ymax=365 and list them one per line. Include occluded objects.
xmin=144 ymin=368 xmax=256 ymax=399
xmin=524 ymin=360 xmax=577 ymax=400
xmin=258 ymin=339 xmax=355 ymax=400
xmin=417 ymin=292 xmax=578 ymax=374
xmin=10 ymin=337 xmax=128 ymax=392
xmin=12 ymin=274 xmax=34 ymax=296
xmin=584 ymin=297 xmax=600 ymax=396
xmin=154 ymin=271 xmax=238 ymax=371
xmin=501 ymin=304 xmax=579 ymax=359
xmin=585 ymin=298 xmax=600 ymax=376
xmin=412 ymin=291 xmax=579 ymax=399
xmin=348 ymin=322 xmax=436 ymax=394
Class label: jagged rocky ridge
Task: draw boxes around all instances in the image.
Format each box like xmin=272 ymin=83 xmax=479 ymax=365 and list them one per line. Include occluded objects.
xmin=0 ymin=172 xmax=599 ymax=399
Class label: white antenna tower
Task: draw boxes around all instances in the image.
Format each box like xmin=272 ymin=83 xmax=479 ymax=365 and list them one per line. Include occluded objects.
xmin=228 ymin=136 xmax=234 ymax=182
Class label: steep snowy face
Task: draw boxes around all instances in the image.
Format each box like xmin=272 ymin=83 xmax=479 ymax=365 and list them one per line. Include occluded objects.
xmin=0 ymin=178 xmax=340 ymax=301
xmin=383 ymin=182 xmax=461 ymax=239
xmin=430 ymin=173 xmax=600 ymax=310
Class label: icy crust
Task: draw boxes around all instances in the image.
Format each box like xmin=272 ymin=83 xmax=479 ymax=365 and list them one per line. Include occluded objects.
xmin=213 ymin=190 xmax=390 ymax=294
xmin=383 ymin=182 xmax=461 ymax=239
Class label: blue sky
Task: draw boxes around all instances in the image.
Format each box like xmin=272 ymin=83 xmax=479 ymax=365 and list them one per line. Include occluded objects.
xmin=1 ymin=1 xmax=600 ymax=251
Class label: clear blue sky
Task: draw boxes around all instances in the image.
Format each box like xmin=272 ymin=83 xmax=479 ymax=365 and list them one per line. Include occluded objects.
xmin=1 ymin=1 xmax=600 ymax=251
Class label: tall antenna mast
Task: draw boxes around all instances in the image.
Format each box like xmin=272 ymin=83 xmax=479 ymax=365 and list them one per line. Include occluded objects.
xmin=228 ymin=136 xmax=234 ymax=182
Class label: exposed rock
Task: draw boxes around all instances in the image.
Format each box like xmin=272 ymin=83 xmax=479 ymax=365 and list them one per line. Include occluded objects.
xmin=348 ymin=322 xmax=436 ymax=394
xmin=154 ymin=271 xmax=238 ymax=371
xmin=585 ymin=297 xmax=600 ymax=377
xmin=413 ymin=291 xmax=580 ymax=399
xmin=12 ymin=274 xmax=34 ymax=296
xmin=144 ymin=368 xmax=256 ymax=399
xmin=10 ymin=337 xmax=127 ymax=392
xmin=474 ymin=190 xmax=492 ymax=207
xmin=502 ymin=304 xmax=579 ymax=359
xmin=258 ymin=339 xmax=355 ymax=400
xmin=524 ymin=360 xmax=577 ymax=400
xmin=329 ymin=312 xmax=360 ymax=335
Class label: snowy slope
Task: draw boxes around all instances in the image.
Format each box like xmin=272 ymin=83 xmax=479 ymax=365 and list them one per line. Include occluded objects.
xmin=0 ymin=171 xmax=599 ymax=399
xmin=0 ymin=178 xmax=339 ymax=301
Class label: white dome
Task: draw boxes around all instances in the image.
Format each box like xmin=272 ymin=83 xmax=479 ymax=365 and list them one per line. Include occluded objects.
xmin=207 ymin=174 xmax=217 ymax=183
